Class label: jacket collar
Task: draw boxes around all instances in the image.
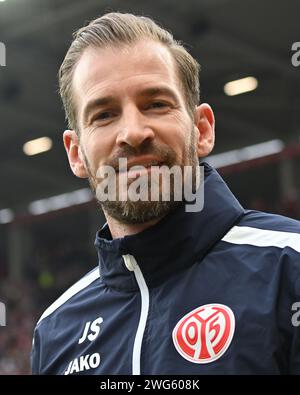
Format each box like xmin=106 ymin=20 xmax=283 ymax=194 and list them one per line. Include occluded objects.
xmin=95 ymin=162 xmax=244 ymax=291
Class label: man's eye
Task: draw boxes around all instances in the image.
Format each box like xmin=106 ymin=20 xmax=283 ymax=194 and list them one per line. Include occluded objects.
xmin=148 ymin=102 xmax=167 ymax=109
xmin=95 ymin=112 xmax=113 ymax=120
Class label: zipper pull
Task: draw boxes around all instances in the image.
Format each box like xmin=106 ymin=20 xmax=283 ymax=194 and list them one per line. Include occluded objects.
xmin=122 ymin=254 xmax=136 ymax=272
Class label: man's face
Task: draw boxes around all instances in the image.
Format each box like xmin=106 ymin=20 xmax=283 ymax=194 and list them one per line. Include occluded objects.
xmin=66 ymin=40 xmax=212 ymax=223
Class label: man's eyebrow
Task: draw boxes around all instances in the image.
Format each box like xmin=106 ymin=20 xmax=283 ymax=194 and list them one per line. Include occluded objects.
xmin=139 ymin=87 xmax=179 ymax=101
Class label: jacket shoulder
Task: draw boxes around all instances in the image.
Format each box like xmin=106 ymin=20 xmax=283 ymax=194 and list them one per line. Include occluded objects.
xmin=239 ymin=209 xmax=300 ymax=233
xmin=31 ymin=266 xmax=100 ymax=374
xmin=36 ymin=266 xmax=100 ymax=327
xmin=222 ymin=210 xmax=300 ymax=254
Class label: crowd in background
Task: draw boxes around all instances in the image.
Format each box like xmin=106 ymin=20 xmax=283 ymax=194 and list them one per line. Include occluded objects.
xmin=250 ymin=193 xmax=300 ymax=220
xmin=0 ymin=279 xmax=35 ymax=374
xmin=0 ymin=239 xmax=95 ymax=374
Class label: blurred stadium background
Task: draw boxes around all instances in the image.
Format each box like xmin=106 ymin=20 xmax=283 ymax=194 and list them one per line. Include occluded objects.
xmin=0 ymin=0 xmax=300 ymax=374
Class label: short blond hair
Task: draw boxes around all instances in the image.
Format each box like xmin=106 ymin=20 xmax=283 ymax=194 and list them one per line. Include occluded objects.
xmin=59 ymin=12 xmax=200 ymax=133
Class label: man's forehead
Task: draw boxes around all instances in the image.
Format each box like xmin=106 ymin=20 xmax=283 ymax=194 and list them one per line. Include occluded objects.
xmin=72 ymin=40 xmax=178 ymax=97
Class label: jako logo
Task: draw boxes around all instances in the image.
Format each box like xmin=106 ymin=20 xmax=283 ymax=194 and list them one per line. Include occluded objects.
xmin=78 ymin=317 xmax=103 ymax=344
xmin=64 ymin=353 xmax=101 ymax=375
xmin=173 ymin=304 xmax=235 ymax=364
xmin=0 ymin=42 xmax=6 ymax=66
xmin=291 ymin=42 xmax=300 ymax=67
xmin=0 ymin=302 xmax=6 ymax=326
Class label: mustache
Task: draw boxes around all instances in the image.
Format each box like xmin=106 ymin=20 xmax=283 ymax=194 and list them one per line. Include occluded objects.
xmin=105 ymin=141 xmax=178 ymax=170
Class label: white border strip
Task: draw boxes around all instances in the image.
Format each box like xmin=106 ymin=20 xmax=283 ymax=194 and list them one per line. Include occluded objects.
xmin=222 ymin=225 xmax=300 ymax=253
xmin=123 ymin=255 xmax=149 ymax=375
xmin=132 ymin=262 xmax=149 ymax=375
xmin=37 ymin=267 xmax=100 ymax=324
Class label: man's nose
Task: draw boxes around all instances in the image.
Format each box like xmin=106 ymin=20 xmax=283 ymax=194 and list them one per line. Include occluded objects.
xmin=116 ymin=106 xmax=155 ymax=148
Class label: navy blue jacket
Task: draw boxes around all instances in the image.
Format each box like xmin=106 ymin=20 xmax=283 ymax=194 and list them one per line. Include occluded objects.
xmin=31 ymin=163 xmax=300 ymax=374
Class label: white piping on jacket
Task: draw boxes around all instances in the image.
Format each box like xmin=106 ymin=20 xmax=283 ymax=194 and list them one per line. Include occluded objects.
xmin=122 ymin=254 xmax=149 ymax=375
xmin=222 ymin=225 xmax=300 ymax=253
xmin=37 ymin=267 xmax=100 ymax=325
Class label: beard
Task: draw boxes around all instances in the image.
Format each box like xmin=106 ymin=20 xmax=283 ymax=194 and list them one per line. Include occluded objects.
xmin=83 ymin=128 xmax=199 ymax=224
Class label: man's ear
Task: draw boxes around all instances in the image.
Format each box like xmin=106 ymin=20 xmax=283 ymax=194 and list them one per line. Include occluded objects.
xmin=63 ymin=130 xmax=88 ymax=178
xmin=194 ymin=103 xmax=215 ymax=157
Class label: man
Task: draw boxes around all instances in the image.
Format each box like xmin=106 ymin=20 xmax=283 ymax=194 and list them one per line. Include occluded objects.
xmin=31 ymin=12 xmax=300 ymax=375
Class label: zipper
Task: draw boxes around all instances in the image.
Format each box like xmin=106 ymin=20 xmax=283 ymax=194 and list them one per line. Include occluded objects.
xmin=122 ymin=254 xmax=149 ymax=375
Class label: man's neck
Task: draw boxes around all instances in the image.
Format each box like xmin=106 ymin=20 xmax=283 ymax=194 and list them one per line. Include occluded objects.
xmin=104 ymin=213 xmax=162 ymax=239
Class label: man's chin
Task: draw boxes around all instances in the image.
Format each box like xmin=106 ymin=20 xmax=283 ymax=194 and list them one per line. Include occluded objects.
xmin=100 ymin=199 xmax=181 ymax=225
